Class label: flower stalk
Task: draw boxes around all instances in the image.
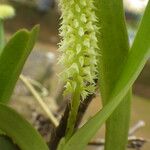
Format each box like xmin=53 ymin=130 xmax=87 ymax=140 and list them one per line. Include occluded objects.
xmin=59 ymin=0 xmax=98 ymax=140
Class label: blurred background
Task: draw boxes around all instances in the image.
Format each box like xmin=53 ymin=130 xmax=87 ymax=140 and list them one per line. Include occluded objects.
xmin=0 ymin=0 xmax=149 ymax=149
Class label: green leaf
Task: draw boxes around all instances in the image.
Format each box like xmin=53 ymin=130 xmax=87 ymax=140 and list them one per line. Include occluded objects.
xmin=0 ymin=25 xmax=39 ymax=103
xmin=95 ymin=1 xmax=131 ymax=150
xmin=61 ymin=1 xmax=150 ymax=150
xmin=0 ymin=20 xmax=5 ymax=51
xmin=0 ymin=135 xmax=20 ymax=150
xmin=0 ymin=104 xmax=49 ymax=150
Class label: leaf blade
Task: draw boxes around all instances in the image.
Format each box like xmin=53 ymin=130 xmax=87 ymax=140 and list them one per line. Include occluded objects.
xmin=0 ymin=135 xmax=20 ymax=150
xmin=95 ymin=1 xmax=131 ymax=150
xmin=0 ymin=104 xmax=49 ymax=150
xmin=0 ymin=26 xmax=39 ymax=103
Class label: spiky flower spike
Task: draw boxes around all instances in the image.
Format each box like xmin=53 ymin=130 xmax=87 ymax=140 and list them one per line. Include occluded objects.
xmin=0 ymin=4 xmax=15 ymax=20
xmin=0 ymin=5 xmax=15 ymax=50
xmin=59 ymin=0 xmax=98 ymax=100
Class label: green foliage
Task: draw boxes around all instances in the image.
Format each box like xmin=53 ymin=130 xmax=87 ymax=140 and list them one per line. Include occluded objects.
xmin=0 ymin=135 xmax=19 ymax=150
xmin=0 ymin=24 xmax=49 ymax=150
xmin=58 ymin=1 xmax=150 ymax=149
xmin=0 ymin=26 xmax=39 ymax=103
xmin=0 ymin=104 xmax=49 ymax=150
xmin=0 ymin=1 xmax=150 ymax=150
xmin=95 ymin=1 xmax=131 ymax=150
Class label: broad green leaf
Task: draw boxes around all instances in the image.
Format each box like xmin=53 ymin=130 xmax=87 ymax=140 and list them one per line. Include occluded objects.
xmin=95 ymin=1 xmax=131 ymax=150
xmin=0 ymin=135 xmax=19 ymax=150
xmin=0 ymin=104 xmax=49 ymax=150
xmin=0 ymin=25 xmax=39 ymax=103
xmin=61 ymin=1 xmax=150 ymax=150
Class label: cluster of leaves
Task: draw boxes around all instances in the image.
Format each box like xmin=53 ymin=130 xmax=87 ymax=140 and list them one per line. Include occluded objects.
xmin=0 ymin=0 xmax=150 ymax=150
xmin=0 ymin=26 xmax=49 ymax=149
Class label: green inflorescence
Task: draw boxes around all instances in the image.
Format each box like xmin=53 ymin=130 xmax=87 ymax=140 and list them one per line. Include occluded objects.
xmin=59 ymin=0 xmax=98 ymax=100
xmin=0 ymin=5 xmax=15 ymax=51
xmin=0 ymin=5 xmax=15 ymax=20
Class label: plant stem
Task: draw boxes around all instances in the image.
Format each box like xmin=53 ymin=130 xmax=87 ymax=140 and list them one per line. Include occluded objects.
xmin=20 ymin=74 xmax=59 ymax=127
xmin=49 ymin=92 xmax=95 ymax=150
xmin=65 ymin=85 xmax=80 ymax=141
xmin=0 ymin=20 xmax=5 ymax=52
